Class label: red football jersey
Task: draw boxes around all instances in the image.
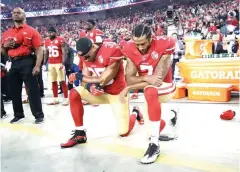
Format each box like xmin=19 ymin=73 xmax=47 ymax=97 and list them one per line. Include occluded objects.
xmin=156 ymin=27 xmax=163 ymax=36
xmin=86 ymin=29 xmax=104 ymax=43
xmin=78 ymin=58 xmax=84 ymax=70
xmin=83 ymin=42 xmax=126 ymax=95
xmin=122 ymin=37 xmax=175 ymax=83
xmin=79 ymin=30 xmax=87 ymax=38
xmin=45 ymin=36 xmax=66 ymax=64
xmin=103 ymin=38 xmax=112 ymax=42
xmin=119 ymin=39 xmax=128 ymax=49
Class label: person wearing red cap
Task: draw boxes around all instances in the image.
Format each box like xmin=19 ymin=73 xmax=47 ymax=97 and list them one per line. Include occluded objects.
xmin=220 ymin=110 xmax=236 ymax=120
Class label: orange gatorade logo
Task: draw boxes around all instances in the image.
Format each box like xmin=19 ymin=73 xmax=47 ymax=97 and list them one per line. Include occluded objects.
xmin=178 ymin=59 xmax=240 ymax=91
xmin=192 ymin=91 xmax=220 ymax=96
xmin=190 ymin=70 xmax=240 ymax=80
xmin=187 ymin=84 xmax=232 ymax=102
xmin=185 ymin=40 xmax=212 ymax=59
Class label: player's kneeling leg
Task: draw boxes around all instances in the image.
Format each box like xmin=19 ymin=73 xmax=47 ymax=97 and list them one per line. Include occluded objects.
xmin=60 ymin=86 xmax=109 ymax=148
xmin=156 ymin=82 xmax=176 ymax=103
xmin=108 ymin=94 xmax=137 ymax=137
xmin=141 ymin=86 xmax=162 ymax=164
xmin=141 ymin=83 xmax=176 ymax=164
xmin=60 ymin=87 xmax=87 ymax=148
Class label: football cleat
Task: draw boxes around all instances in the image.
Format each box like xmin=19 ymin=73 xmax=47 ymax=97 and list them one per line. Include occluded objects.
xmin=47 ymin=99 xmax=60 ymax=105
xmin=82 ymin=100 xmax=90 ymax=105
xmin=92 ymin=104 xmax=99 ymax=107
xmin=60 ymin=130 xmax=87 ymax=148
xmin=158 ymin=135 xmax=175 ymax=141
xmin=141 ymin=143 xmax=160 ymax=164
xmin=1 ymin=113 xmax=8 ymax=119
xmin=62 ymin=99 xmax=69 ymax=106
xmin=132 ymin=106 xmax=144 ymax=125
xmin=159 ymin=109 xmax=178 ymax=141
xmin=170 ymin=109 xmax=178 ymax=127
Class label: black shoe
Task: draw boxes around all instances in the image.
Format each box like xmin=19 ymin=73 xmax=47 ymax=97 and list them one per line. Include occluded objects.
xmin=132 ymin=106 xmax=144 ymax=125
xmin=141 ymin=143 xmax=160 ymax=164
xmin=60 ymin=130 xmax=87 ymax=148
xmin=10 ymin=117 xmax=25 ymax=123
xmin=58 ymin=91 xmax=63 ymax=94
xmin=170 ymin=109 xmax=178 ymax=127
xmin=159 ymin=135 xmax=176 ymax=141
xmin=35 ymin=118 xmax=44 ymax=124
xmin=3 ymin=98 xmax=11 ymax=103
xmin=1 ymin=112 xmax=7 ymax=119
xmin=158 ymin=109 xmax=178 ymax=142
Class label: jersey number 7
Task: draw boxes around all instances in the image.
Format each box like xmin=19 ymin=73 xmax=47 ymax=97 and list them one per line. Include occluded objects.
xmin=140 ymin=65 xmax=153 ymax=75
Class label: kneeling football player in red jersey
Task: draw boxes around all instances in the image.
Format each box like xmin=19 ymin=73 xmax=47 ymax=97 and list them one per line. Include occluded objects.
xmin=60 ymin=37 xmax=144 ymax=148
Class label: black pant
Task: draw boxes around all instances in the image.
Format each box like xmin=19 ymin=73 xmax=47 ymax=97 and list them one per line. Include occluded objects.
xmin=1 ymin=74 xmax=11 ymax=100
xmin=59 ymin=64 xmax=73 ymax=91
xmin=36 ymin=68 xmax=44 ymax=96
xmin=65 ymin=65 xmax=73 ymax=90
xmin=172 ymin=58 xmax=179 ymax=80
xmin=7 ymin=56 xmax=44 ymax=119
xmin=1 ymin=92 xmax=6 ymax=115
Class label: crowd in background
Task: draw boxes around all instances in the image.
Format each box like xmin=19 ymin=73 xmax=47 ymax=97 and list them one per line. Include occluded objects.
xmin=1 ymin=0 xmax=121 ymax=13
xmin=1 ymin=0 xmax=239 ymax=52
xmin=1 ymin=0 xmax=239 ymax=106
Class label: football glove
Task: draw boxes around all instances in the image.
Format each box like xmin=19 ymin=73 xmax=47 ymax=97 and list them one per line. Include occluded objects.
xmin=59 ymin=65 xmax=65 ymax=70
xmin=86 ymin=83 xmax=104 ymax=96
xmin=69 ymin=71 xmax=83 ymax=84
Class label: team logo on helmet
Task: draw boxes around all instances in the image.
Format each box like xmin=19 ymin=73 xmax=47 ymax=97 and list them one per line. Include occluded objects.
xmin=98 ymin=55 xmax=103 ymax=63
xmin=151 ymin=51 xmax=158 ymax=60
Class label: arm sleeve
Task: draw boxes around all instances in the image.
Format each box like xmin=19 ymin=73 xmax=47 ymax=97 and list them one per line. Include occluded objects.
xmin=163 ymin=38 xmax=176 ymax=55
xmin=107 ymin=47 xmax=123 ymax=66
xmin=96 ymin=29 xmax=104 ymax=36
xmin=32 ymin=30 xmax=43 ymax=48
xmin=60 ymin=37 xmax=66 ymax=44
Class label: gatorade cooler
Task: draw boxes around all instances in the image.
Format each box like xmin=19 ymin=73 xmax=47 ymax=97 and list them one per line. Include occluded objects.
xmin=187 ymin=83 xmax=233 ymax=102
